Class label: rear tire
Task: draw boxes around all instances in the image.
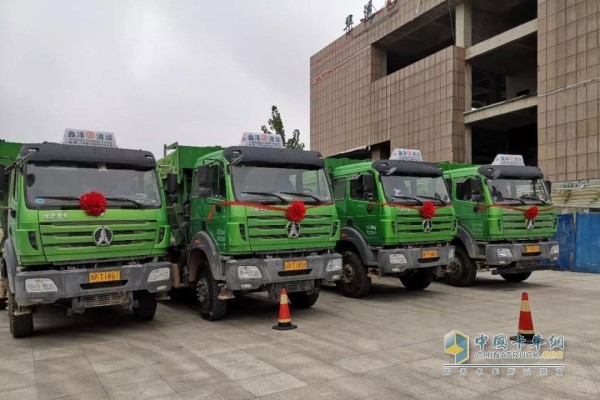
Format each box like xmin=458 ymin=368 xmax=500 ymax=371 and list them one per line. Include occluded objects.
xmin=335 ymin=251 xmax=371 ymax=298
xmin=500 ymin=272 xmax=532 ymax=282
xmin=444 ymin=247 xmax=477 ymax=287
xmin=400 ymin=268 xmax=434 ymax=290
xmin=8 ymin=291 xmax=33 ymax=338
xmin=132 ymin=291 xmax=157 ymax=320
xmin=197 ymin=267 xmax=227 ymax=321
xmin=288 ymin=282 xmax=320 ymax=308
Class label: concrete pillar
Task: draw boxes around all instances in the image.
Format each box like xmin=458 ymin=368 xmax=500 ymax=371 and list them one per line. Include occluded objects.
xmin=455 ymin=0 xmax=471 ymax=48
xmin=464 ymin=125 xmax=472 ymax=163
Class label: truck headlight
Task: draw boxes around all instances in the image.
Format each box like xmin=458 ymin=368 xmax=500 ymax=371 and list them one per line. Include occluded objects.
xmin=497 ymin=248 xmax=513 ymax=258
xmin=390 ymin=254 xmax=407 ymax=264
xmin=448 ymin=248 xmax=455 ymax=259
xmin=550 ymin=245 xmax=559 ymax=255
xmin=25 ymin=278 xmax=58 ymax=293
xmin=148 ymin=267 xmax=170 ymax=282
xmin=326 ymin=259 xmax=342 ymax=272
xmin=238 ymin=265 xmax=262 ymax=279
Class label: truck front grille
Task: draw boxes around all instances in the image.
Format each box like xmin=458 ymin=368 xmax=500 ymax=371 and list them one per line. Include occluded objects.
xmin=501 ymin=214 xmax=555 ymax=234
xmin=80 ymin=292 xmax=128 ymax=308
xmin=247 ymin=215 xmax=333 ymax=241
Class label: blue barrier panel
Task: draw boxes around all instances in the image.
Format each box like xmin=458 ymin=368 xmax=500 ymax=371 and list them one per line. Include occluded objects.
xmin=554 ymin=214 xmax=574 ymax=270
xmin=574 ymin=213 xmax=600 ymax=273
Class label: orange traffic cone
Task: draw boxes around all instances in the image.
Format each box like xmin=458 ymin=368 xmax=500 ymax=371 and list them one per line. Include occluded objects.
xmin=510 ymin=292 xmax=535 ymax=343
xmin=272 ymin=288 xmax=297 ymax=331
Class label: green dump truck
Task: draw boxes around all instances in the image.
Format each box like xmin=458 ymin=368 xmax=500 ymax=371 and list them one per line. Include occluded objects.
xmin=326 ymin=148 xmax=457 ymax=298
xmin=440 ymin=154 xmax=559 ymax=286
xmin=159 ymin=134 xmax=342 ymax=320
xmin=0 ymin=134 xmax=172 ymax=338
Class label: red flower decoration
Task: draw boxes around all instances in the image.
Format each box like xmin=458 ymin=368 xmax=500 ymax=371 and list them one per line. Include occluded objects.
xmin=420 ymin=201 xmax=436 ymax=219
xmin=524 ymin=206 xmax=539 ymax=220
xmin=80 ymin=191 xmax=107 ymax=216
xmin=286 ymin=201 xmax=306 ymax=222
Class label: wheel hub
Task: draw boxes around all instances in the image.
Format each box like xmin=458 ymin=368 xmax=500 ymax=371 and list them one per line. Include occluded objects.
xmin=341 ymin=263 xmax=355 ymax=283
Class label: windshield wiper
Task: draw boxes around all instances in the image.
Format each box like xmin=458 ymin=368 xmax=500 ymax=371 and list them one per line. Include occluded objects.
xmin=389 ymin=195 xmax=422 ymax=205
xmin=241 ymin=191 xmax=288 ymax=203
xmin=496 ymin=197 xmax=526 ymax=205
xmin=415 ymin=195 xmax=446 ymax=205
xmin=105 ymin=197 xmax=144 ymax=208
xmin=519 ymin=195 xmax=548 ymax=205
xmin=38 ymin=195 xmax=80 ymax=201
xmin=278 ymin=191 xmax=322 ymax=204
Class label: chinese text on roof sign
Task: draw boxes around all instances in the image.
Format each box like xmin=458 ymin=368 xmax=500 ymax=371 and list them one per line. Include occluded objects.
xmin=63 ymin=129 xmax=117 ymax=148
xmin=390 ymin=148 xmax=423 ymax=161
xmin=492 ymin=154 xmax=525 ymax=166
xmin=240 ymin=132 xmax=284 ymax=148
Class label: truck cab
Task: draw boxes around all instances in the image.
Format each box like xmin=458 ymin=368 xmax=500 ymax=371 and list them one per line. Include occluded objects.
xmin=441 ymin=154 xmax=559 ymax=286
xmin=161 ymin=134 xmax=342 ymax=321
xmin=0 ymin=138 xmax=172 ymax=338
xmin=328 ymin=149 xmax=457 ymax=297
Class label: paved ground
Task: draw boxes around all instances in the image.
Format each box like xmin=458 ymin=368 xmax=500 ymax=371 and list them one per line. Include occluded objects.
xmin=1 ymin=270 xmax=599 ymax=400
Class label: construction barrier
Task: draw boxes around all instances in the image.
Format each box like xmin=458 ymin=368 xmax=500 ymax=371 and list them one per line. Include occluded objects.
xmin=552 ymin=213 xmax=600 ymax=273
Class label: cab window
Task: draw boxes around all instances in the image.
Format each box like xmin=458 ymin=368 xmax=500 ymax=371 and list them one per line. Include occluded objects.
xmin=209 ymin=164 xmax=226 ymax=198
xmin=333 ymin=178 xmax=346 ymax=200
xmin=349 ymin=174 xmax=374 ymax=201
xmin=455 ymin=177 xmax=482 ymax=202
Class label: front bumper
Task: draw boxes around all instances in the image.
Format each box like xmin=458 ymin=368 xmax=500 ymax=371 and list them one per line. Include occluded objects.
xmin=378 ymin=245 xmax=455 ymax=275
xmin=485 ymin=241 xmax=559 ymax=266
xmin=224 ymin=252 xmax=342 ymax=291
xmin=14 ymin=261 xmax=172 ymax=307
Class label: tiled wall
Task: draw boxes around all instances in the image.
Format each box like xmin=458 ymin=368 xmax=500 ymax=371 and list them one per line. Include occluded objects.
xmin=310 ymin=0 xmax=462 ymax=160
xmin=537 ymin=0 xmax=600 ymax=181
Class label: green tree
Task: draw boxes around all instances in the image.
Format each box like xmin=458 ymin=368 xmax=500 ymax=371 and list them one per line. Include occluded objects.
xmin=261 ymin=105 xmax=305 ymax=150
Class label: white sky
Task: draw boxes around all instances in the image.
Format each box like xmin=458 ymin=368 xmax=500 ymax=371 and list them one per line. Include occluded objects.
xmin=0 ymin=0 xmax=370 ymax=157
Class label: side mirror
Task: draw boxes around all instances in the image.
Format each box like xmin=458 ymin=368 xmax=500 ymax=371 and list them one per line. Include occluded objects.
xmin=166 ymin=173 xmax=177 ymax=194
xmin=544 ymin=179 xmax=552 ymax=194
xmin=361 ymin=174 xmax=375 ymax=196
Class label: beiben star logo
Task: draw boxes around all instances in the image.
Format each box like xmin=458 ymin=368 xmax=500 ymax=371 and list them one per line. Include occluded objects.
xmin=286 ymin=221 xmax=301 ymax=238
xmin=526 ymin=219 xmax=535 ymax=230
xmin=93 ymin=226 xmax=113 ymax=246
xmin=423 ymin=219 xmax=433 ymax=233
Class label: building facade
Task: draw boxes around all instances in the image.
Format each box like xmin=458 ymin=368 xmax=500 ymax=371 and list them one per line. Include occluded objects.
xmin=310 ymin=0 xmax=599 ymax=183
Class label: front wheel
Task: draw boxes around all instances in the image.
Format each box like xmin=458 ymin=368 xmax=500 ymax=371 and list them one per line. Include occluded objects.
xmin=500 ymin=272 xmax=532 ymax=282
xmin=132 ymin=291 xmax=157 ymax=320
xmin=8 ymin=291 xmax=33 ymax=338
xmin=335 ymin=251 xmax=371 ymax=298
xmin=400 ymin=268 xmax=434 ymax=290
xmin=197 ymin=267 xmax=227 ymax=321
xmin=444 ymin=247 xmax=477 ymax=287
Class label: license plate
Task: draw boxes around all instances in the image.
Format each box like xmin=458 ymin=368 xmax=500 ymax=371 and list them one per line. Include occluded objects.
xmin=422 ymin=250 xmax=438 ymax=259
xmin=89 ymin=271 xmax=121 ymax=283
xmin=284 ymin=260 xmax=308 ymax=271
xmin=525 ymin=245 xmax=540 ymax=254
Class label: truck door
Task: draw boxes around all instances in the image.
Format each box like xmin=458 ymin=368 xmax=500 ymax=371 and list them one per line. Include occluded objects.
xmin=452 ymin=176 xmax=487 ymax=239
xmin=191 ymin=162 xmax=228 ymax=247
xmin=347 ymin=173 xmax=381 ymax=240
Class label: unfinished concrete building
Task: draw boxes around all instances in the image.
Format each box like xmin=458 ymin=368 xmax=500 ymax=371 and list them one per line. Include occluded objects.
xmin=310 ymin=0 xmax=599 ymax=183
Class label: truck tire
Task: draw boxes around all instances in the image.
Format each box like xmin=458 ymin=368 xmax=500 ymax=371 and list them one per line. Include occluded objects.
xmin=8 ymin=291 xmax=33 ymax=338
xmin=500 ymin=272 xmax=532 ymax=282
xmin=132 ymin=291 xmax=157 ymax=320
xmin=444 ymin=247 xmax=477 ymax=287
xmin=288 ymin=282 xmax=320 ymax=309
xmin=197 ymin=267 xmax=227 ymax=321
xmin=400 ymin=268 xmax=434 ymax=290
xmin=335 ymin=250 xmax=371 ymax=298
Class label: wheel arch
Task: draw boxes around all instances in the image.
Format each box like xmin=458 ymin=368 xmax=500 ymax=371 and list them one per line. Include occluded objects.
xmin=187 ymin=231 xmax=222 ymax=283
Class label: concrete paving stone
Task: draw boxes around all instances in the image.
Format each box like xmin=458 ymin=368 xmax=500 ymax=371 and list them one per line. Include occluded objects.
xmin=395 ymin=377 xmax=483 ymax=400
xmin=151 ymin=355 xmax=222 ymax=378
xmin=104 ymin=378 xmax=176 ymax=400
xmin=0 ymin=371 xmax=36 ymax=393
xmin=249 ymin=351 xmax=349 ymax=384
xmin=162 ymin=370 xmax=229 ymax=393
xmin=492 ymin=382 xmax=581 ymax=400
xmin=0 ymin=387 xmax=38 ymax=400
xmin=205 ymin=357 xmax=280 ymax=381
xmin=97 ymin=365 xmax=162 ymax=389
xmin=529 ymin=374 xmax=600 ymax=399
xmin=363 ymin=363 xmax=436 ymax=389
xmin=403 ymin=356 xmax=452 ymax=379
xmin=256 ymin=384 xmax=339 ymax=400
xmin=333 ymin=352 xmax=397 ymax=374
xmin=0 ymin=360 xmax=35 ymax=375
xmin=36 ymin=373 xmax=104 ymax=400
xmin=322 ymin=375 xmax=408 ymax=400
xmin=33 ymin=345 xmax=84 ymax=361
xmin=179 ymin=337 xmax=238 ymax=357
xmin=235 ymin=371 xmax=306 ymax=397
xmin=54 ymin=390 xmax=110 ymax=400
xmin=177 ymin=381 xmax=254 ymax=400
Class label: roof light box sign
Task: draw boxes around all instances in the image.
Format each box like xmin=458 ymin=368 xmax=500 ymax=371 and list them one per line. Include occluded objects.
xmin=63 ymin=129 xmax=117 ymax=148
xmin=390 ymin=148 xmax=423 ymax=161
xmin=492 ymin=154 xmax=525 ymax=166
xmin=240 ymin=132 xmax=284 ymax=148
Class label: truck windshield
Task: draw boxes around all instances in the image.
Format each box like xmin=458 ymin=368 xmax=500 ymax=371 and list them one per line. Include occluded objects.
xmin=231 ymin=165 xmax=332 ymax=204
xmin=488 ymin=178 xmax=551 ymax=205
xmin=25 ymin=162 xmax=162 ymax=209
xmin=381 ymin=175 xmax=449 ymax=205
